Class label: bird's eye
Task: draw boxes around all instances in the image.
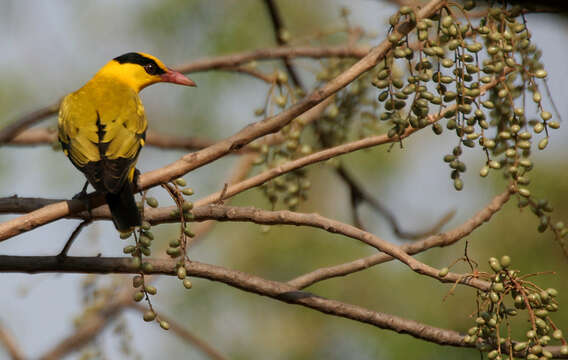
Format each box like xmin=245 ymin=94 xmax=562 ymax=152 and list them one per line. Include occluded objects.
xmin=144 ymin=63 xmax=157 ymax=75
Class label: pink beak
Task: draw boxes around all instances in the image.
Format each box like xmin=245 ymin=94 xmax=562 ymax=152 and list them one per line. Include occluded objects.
xmin=160 ymin=69 xmax=196 ymax=87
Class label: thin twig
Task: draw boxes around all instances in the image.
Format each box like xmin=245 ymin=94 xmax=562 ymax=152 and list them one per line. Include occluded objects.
xmin=0 ymin=101 xmax=60 ymax=145
xmin=0 ymin=322 xmax=26 ymax=360
xmin=57 ymin=219 xmax=93 ymax=258
xmin=263 ymin=0 xmax=304 ymax=88
xmin=222 ymin=66 xmax=276 ymax=83
xmin=173 ymin=45 xmax=370 ymax=74
xmin=189 ymin=153 xmax=257 ymax=246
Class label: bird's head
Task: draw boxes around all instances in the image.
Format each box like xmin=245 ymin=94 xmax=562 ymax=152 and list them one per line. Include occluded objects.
xmin=97 ymin=52 xmax=196 ymax=92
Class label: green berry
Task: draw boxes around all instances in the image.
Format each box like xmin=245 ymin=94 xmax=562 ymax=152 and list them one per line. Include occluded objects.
xmin=177 ymin=266 xmax=187 ymax=280
xmin=145 ymin=285 xmax=157 ymax=295
xmin=518 ymin=188 xmax=531 ymax=198
xmin=181 ymin=201 xmax=193 ymax=212
xmin=183 ymin=279 xmax=193 ymax=289
xmin=132 ymin=275 xmax=143 ymax=288
xmin=175 ymin=178 xmax=187 ymax=187
xmin=500 ymin=255 xmax=511 ymax=268
xmin=182 ymin=188 xmax=194 ymax=196
xmin=167 ymin=247 xmax=181 ymax=257
xmin=142 ymin=262 xmax=153 ymax=273
xmin=131 ymin=256 xmax=141 ymax=269
xmin=120 ymin=231 xmax=133 ymax=239
xmin=133 ymin=291 xmax=144 ymax=302
xmin=143 ymin=310 xmax=156 ymax=322
xmin=534 ymin=69 xmax=547 ymax=78
xmin=123 ymin=245 xmax=136 ymax=254
xmin=538 ymin=138 xmax=548 ymax=150
xmin=146 ymin=197 xmax=159 ymax=208
xmin=140 ymin=236 xmax=151 ymax=248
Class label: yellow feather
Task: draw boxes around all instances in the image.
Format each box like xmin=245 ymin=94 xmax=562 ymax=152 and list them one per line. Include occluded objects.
xmin=57 ymin=52 xmax=193 ymax=231
xmin=58 ymin=58 xmax=150 ymax=191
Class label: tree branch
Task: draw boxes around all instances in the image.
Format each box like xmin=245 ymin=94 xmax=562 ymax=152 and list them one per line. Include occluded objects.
xmin=288 ymin=188 xmax=512 ymax=289
xmin=0 ymin=202 xmax=491 ymax=291
xmin=173 ymin=45 xmax=369 ymax=74
xmin=0 ymin=322 xmax=25 ymax=360
xmin=1 ymin=181 xmax=481 ymax=293
xmin=2 ymin=256 xmax=566 ymax=357
xmin=0 ymin=101 xmax=60 ymax=146
xmin=0 ymin=256 xmax=473 ymax=347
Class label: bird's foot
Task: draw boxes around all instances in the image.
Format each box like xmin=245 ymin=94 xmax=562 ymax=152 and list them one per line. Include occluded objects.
xmin=72 ymin=181 xmax=90 ymax=200
xmin=72 ymin=181 xmax=93 ymax=219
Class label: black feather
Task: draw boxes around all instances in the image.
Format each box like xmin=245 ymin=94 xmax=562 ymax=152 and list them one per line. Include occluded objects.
xmin=105 ymin=181 xmax=141 ymax=231
xmin=113 ymin=53 xmax=166 ymax=75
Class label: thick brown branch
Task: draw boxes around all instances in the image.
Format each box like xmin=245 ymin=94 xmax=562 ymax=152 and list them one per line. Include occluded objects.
xmin=0 ymin=202 xmax=491 ymax=291
xmin=288 ymin=189 xmax=512 ymax=289
xmin=2 ymin=256 xmax=566 ymax=357
xmin=0 ymin=256 xmax=470 ymax=347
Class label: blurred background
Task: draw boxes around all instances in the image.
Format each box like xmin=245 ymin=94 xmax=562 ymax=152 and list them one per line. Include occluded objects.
xmin=0 ymin=0 xmax=567 ymax=359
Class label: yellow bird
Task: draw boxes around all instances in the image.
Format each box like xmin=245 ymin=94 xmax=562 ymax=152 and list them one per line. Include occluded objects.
xmin=58 ymin=52 xmax=195 ymax=231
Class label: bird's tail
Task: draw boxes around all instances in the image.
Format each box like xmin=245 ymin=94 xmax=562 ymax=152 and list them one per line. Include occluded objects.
xmin=105 ymin=182 xmax=141 ymax=231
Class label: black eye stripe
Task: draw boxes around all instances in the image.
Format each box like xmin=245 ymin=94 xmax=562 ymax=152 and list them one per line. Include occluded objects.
xmin=113 ymin=52 xmax=166 ymax=75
